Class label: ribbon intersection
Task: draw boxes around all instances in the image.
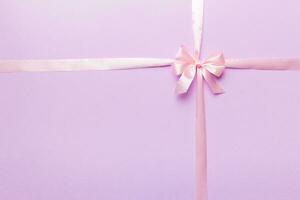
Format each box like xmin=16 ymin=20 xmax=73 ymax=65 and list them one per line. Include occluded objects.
xmin=174 ymin=46 xmax=225 ymax=95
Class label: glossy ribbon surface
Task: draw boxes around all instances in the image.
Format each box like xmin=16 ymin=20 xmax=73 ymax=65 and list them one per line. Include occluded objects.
xmin=174 ymin=46 xmax=225 ymax=94
xmin=0 ymin=58 xmax=173 ymax=72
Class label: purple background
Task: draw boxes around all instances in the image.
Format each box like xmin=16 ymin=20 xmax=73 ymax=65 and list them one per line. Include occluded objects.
xmin=0 ymin=0 xmax=299 ymax=199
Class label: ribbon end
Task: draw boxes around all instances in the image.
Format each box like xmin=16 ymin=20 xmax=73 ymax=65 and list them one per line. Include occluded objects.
xmin=210 ymin=84 xmax=225 ymax=95
xmin=174 ymin=66 xmax=196 ymax=95
xmin=175 ymin=85 xmax=188 ymax=95
xmin=213 ymin=88 xmax=225 ymax=95
xmin=202 ymin=69 xmax=225 ymax=95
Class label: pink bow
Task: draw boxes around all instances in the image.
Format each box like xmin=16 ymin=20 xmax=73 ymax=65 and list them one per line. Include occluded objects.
xmin=174 ymin=46 xmax=226 ymax=94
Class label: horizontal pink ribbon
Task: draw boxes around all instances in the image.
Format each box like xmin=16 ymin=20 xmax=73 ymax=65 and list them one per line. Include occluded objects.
xmin=1 ymin=57 xmax=299 ymax=73
xmin=226 ymin=58 xmax=300 ymax=70
xmin=0 ymin=58 xmax=173 ymax=72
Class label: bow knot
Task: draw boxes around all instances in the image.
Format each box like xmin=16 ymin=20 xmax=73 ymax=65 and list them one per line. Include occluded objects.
xmin=173 ymin=46 xmax=226 ymax=94
xmin=195 ymin=63 xmax=203 ymax=68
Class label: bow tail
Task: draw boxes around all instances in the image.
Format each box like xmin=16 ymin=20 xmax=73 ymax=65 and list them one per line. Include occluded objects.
xmin=175 ymin=66 xmax=196 ymax=94
xmin=201 ymin=69 xmax=224 ymax=94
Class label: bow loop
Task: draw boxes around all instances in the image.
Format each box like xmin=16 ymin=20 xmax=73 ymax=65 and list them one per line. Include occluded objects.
xmin=173 ymin=46 xmax=197 ymax=75
xmin=173 ymin=46 xmax=226 ymax=94
xmin=201 ymin=53 xmax=225 ymax=77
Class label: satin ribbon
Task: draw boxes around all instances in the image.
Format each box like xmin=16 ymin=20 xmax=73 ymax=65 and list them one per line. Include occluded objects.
xmin=0 ymin=58 xmax=174 ymax=72
xmin=174 ymin=46 xmax=225 ymax=94
xmin=0 ymin=0 xmax=299 ymax=200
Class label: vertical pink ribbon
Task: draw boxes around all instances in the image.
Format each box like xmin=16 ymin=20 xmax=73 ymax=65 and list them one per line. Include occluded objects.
xmin=192 ymin=0 xmax=208 ymax=200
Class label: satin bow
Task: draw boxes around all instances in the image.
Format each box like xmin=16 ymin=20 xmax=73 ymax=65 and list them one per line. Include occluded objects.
xmin=174 ymin=46 xmax=226 ymax=94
